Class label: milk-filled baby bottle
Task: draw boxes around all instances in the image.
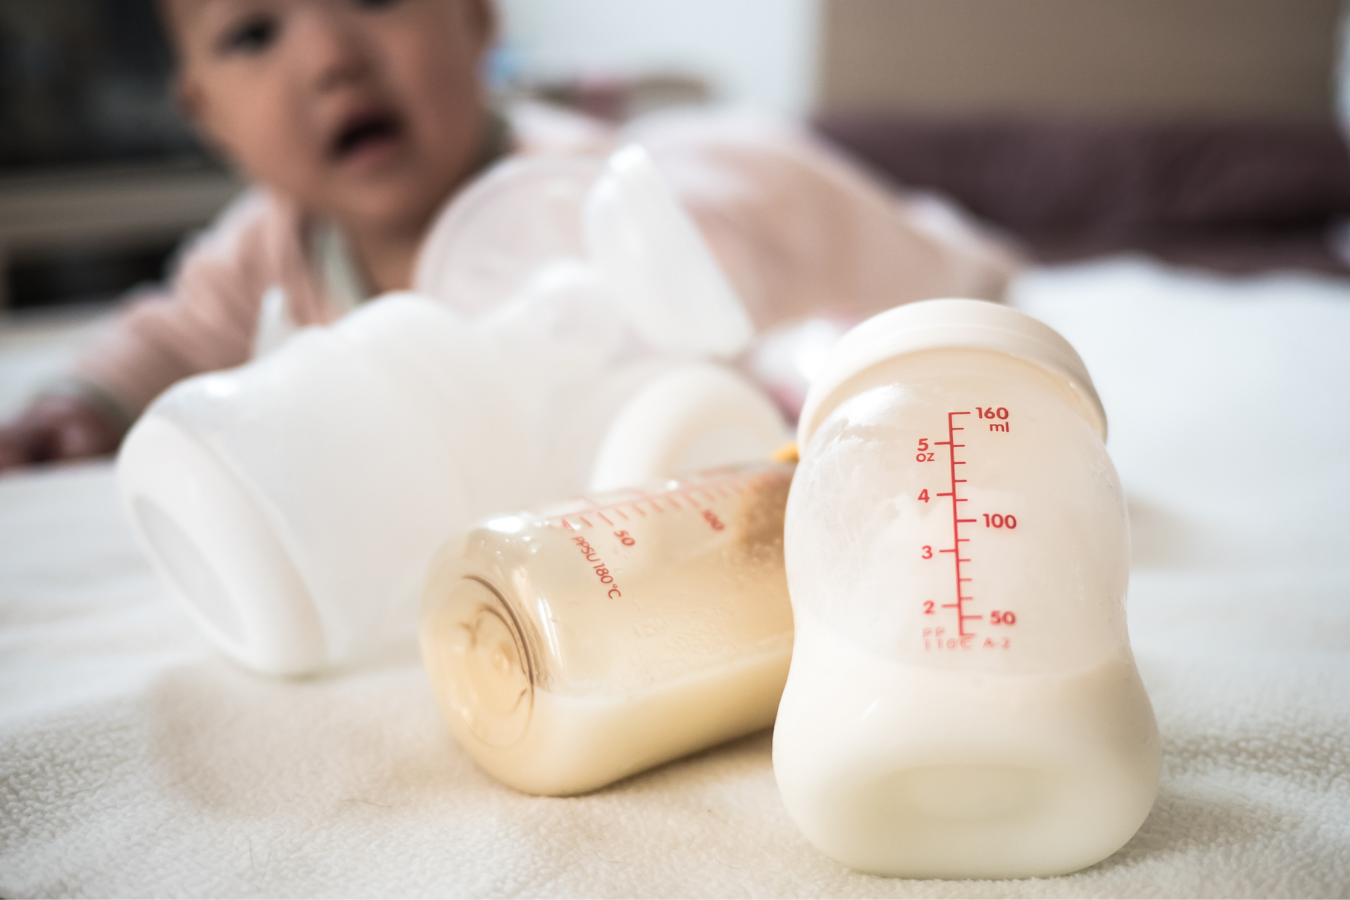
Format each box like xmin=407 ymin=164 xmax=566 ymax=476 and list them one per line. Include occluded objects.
xmin=422 ymin=461 xmax=794 ymax=796
xmin=774 ymin=299 xmax=1160 ymax=878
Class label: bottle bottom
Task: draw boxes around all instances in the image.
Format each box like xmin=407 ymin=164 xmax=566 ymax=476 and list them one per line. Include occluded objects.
xmin=772 ymin=617 xmax=1161 ymax=878
xmin=431 ymin=635 xmax=792 ymax=796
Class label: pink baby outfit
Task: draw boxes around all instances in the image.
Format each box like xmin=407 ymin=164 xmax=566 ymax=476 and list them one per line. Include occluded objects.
xmin=72 ymin=104 xmax=1021 ymax=429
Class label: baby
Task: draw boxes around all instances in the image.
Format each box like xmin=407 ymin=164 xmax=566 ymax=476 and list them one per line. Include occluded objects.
xmin=0 ymin=0 xmax=1021 ymax=470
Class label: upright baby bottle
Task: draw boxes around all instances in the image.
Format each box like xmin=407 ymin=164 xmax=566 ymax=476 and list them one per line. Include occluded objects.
xmin=774 ymin=299 xmax=1160 ymax=878
xmin=422 ymin=461 xmax=795 ymax=796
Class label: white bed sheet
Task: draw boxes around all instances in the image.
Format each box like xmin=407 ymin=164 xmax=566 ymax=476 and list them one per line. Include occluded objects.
xmin=2 ymin=257 xmax=1348 ymax=898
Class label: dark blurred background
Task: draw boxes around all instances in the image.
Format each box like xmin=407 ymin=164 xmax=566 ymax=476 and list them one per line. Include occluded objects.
xmin=0 ymin=0 xmax=237 ymax=309
xmin=1 ymin=0 xmax=1347 ymax=312
xmin=2 ymin=0 xmax=199 ymax=169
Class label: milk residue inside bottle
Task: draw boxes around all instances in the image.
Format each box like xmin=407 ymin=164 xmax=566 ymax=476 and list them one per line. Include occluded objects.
xmin=421 ymin=462 xmax=795 ymax=796
xmin=774 ymin=300 xmax=1161 ymax=879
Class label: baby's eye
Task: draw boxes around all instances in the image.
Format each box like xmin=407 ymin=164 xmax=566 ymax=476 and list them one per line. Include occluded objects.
xmin=218 ymin=14 xmax=279 ymax=56
xmin=353 ymin=0 xmax=402 ymax=9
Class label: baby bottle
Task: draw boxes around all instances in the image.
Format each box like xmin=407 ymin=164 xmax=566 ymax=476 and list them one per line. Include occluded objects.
xmin=421 ymin=460 xmax=795 ymax=796
xmin=773 ymin=299 xmax=1160 ymax=878
xmin=117 ymin=146 xmax=787 ymax=677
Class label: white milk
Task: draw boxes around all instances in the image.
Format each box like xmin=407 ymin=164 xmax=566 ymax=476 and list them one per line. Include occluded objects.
xmin=774 ymin=611 xmax=1160 ymax=879
xmin=777 ymin=300 xmax=1161 ymax=877
xmin=454 ymin=641 xmax=791 ymax=797
xmin=421 ymin=462 xmax=795 ymax=795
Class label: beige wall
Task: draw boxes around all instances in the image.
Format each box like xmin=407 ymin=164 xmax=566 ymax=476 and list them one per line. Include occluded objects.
xmin=820 ymin=0 xmax=1340 ymax=121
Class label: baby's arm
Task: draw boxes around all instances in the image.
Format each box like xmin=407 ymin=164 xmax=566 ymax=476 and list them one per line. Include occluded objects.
xmin=0 ymin=191 xmax=311 ymax=470
xmin=73 ymin=191 xmax=300 ymax=418
xmin=0 ymin=394 xmax=121 ymax=469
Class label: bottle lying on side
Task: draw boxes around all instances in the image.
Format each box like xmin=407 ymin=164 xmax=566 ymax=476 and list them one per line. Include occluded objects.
xmin=421 ymin=460 xmax=795 ymax=796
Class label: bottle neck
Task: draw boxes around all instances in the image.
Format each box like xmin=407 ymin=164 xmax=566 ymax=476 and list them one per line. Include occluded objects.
xmin=802 ymin=348 xmax=1104 ymax=453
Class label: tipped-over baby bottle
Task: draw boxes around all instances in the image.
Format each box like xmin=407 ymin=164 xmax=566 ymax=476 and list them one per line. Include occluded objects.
xmin=774 ymin=299 xmax=1160 ymax=878
xmin=421 ymin=461 xmax=794 ymax=796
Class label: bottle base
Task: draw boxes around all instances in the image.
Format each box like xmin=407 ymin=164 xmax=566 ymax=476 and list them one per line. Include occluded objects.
xmin=771 ymin=622 xmax=1161 ymax=879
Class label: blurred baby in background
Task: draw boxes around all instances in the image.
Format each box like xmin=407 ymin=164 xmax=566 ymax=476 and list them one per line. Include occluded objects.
xmin=0 ymin=0 xmax=1021 ymax=469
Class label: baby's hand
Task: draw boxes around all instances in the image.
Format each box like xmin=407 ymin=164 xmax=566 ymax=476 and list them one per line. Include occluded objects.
xmin=0 ymin=395 xmax=121 ymax=471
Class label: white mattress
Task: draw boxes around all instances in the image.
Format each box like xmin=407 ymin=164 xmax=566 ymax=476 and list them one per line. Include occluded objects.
xmin=2 ymin=257 xmax=1348 ymax=897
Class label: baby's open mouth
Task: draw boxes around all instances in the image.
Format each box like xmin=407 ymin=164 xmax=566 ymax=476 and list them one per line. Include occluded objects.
xmin=331 ymin=111 xmax=403 ymax=161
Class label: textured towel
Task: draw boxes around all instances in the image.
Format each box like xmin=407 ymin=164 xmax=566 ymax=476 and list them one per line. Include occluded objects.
xmin=2 ymin=257 xmax=1349 ymax=897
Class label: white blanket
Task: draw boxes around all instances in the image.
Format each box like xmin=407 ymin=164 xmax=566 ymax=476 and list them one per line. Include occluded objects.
xmin=2 ymin=257 xmax=1348 ymax=898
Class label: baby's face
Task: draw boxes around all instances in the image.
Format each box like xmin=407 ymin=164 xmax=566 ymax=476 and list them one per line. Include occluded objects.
xmin=170 ymin=0 xmax=492 ymax=231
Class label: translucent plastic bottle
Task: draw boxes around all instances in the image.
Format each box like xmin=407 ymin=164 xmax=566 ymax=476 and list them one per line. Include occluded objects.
xmin=421 ymin=461 xmax=795 ymax=796
xmin=774 ymin=299 xmax=1160 ymax=878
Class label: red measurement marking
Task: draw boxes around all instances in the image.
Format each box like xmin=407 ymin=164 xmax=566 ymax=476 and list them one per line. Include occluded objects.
xmin=545 ymin=467 xmax=789 ymax=531
xmin=945 ymin=410 xmax=975 ymax=637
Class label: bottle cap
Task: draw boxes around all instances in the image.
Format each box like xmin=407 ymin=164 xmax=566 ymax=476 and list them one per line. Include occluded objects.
xmin=796 ymin=299 xmax=1108 ymax=449
xmin=118 ymin=296 xmax=484 ymax=676
xmin=588 ymin=361 xmax=790 ymax=492
xmin=119 ymin=415 xmax=329 ymax=674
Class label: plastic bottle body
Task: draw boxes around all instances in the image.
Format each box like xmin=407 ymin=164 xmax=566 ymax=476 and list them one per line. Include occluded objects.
xmin=421 ymin=462 xmax=795 ymax=796
xmin=776 ymin=344 xmax=1160 ymax=878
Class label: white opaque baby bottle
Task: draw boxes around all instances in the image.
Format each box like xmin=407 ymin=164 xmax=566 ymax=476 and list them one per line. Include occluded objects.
xmin=774 ymin=299 xmax=1160 ymax=878
xmin=421 ymin=461 xmax=795 ymax=796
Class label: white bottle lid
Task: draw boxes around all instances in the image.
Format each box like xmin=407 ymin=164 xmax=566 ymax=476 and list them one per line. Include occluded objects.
xmin=119 ymin=296 xmax=486 ymax=676
xmin=796 ymin=299 xmax=1108 ymax=449
xmin=119 ymin=416 xmax=329 ymax=674
xmin=588 ymin=361 xmax=790 ymax=492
